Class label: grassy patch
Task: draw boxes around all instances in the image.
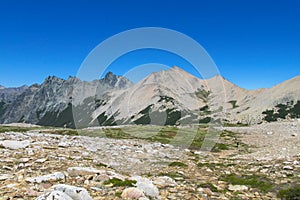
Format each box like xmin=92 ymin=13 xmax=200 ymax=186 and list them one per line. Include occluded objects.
xmin=277 ymin=186 xmax=300 ymax=200
xmin=115 ymin=191 xmax=122 ymax=197
xmin=228 ymin=100 xmax=239 ymax=109
xmin=95 ymin=162 xmax=108 ymax=168
xmin=212 ymin=143 xmax=229 ymax=151
xmin=197 ymin=162 xmax=228 ymax=168
xmin=196 ymin=89 xmax=211 ymax=103
xmin=223 ymin=123 xmax=248 ymax=127
xmin=220 ymin=174 xmax=274 ymax=192
xmin=103 ymin=178 xmax=136 ymax=187
xmin=168 ymin=161 xmax=187 ymax=167
xmin=0 ymin=126 xmax=38 ymax=133
xmin=198 ymin=182 xmax=218 ymax=192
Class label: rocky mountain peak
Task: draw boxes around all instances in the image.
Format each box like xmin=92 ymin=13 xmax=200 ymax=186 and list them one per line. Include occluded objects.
xmin=103 ymin=71 xmax=118 ymax=86
xmin=102 ymin=71 xmax=133 ymax=88
xmin=44 ymin=76 xmax=65 ymax=85
xmin=0 ymin=85 xmax=5 ymax=90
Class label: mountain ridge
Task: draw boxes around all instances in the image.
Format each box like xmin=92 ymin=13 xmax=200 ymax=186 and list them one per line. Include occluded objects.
xmin=0 ymin=68 xmax=299 ymax=127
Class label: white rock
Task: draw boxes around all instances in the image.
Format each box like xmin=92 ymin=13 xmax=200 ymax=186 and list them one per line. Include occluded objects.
xmin=0 ymin=174 xmax=12 ymax=181
xmin=58 ymin=141 xmax=72 ymax=148
xmin=52 ymin=184 xmax=93 ymax=200
xmin=36 ymin=190 xmax=73 ymax=200
xmin=121 ymin=187 xmax=145 ymax=199
xmin=228 ymin=184 xmax=248 ymax=191
xmin=67 ymin=167 xmax=104 ymax=177
xmin=131 ymin=176 xmax=160 ymax=198
xmin=35 ymin=158 xmax=47 ymax=163
xmin=25 ymin=172 xmax=65 ymax=183
xmin=0 ymin=140 xmax=30 ymax=149
xmin=283 ymin=165 xmax=294 ymax=170
xmin=152 ymin=176 xmax=177 ymax=188
xmin=293 ymin=160 xmax=300 ymax=165
xmin=19 ymin=158 xmax=30 ymax=163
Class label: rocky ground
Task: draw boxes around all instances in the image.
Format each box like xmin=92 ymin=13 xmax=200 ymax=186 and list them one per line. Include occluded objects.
xmin=0 ymin=121 xmax=299 ymax=200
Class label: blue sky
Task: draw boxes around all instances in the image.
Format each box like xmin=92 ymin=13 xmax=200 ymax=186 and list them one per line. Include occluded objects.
xmin=0 ymin=0 xmax=299 ymax=89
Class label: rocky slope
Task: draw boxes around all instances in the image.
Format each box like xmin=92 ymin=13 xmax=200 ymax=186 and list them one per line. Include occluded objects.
xmin=0 ymin=85 xmax=28 ymax=104
xmin=0 ymin=121 xmax=299 ymax=199
xmin=89 ymin=67 xmax=300 ymax=126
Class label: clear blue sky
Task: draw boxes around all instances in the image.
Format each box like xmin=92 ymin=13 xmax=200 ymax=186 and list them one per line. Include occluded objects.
xmin=0 ymin=0 xmax=299 ymax=89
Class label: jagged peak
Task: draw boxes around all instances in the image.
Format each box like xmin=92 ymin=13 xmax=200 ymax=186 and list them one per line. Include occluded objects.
xmin=102 ymin=71 xmax=133 ymax=88
xmin=45 ymin=75 xmax=65 ymax=82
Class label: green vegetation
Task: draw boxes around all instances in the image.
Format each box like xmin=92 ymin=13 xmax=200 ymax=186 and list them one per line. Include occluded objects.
xmin=220 ymin=174 xmax=274 ymax=192
xmin=228 ymin=100 xmax=239 ymax=109
xmin=134 ymin=102 xmax=182 ymax=126
xmin=168 ymin=161 xmax=187 ymax=167
xmin=277 ymin=186 xmax=300 ymax=200
xmin=199 ymin=105 xmax=212 ymax=115
xmin=223 ymin=122 xmax=248 ymax=127
xmin=262 ymin=101 xmax=300 ymax=122
xmin=212 ymin=143 xmax=229 ymax=151
xmin=38 ymin=103 xmax=75 ymax=128
xmin=198 ymin=117 xmax=212 ymax=124
xmin=198 ymin=182 xmax=218 ymax=192
xmin=197 ymin=162 xmax=233 ymax=168
xmin=115 ymin=191 xmax=122 ymax=197
xmin=195 ymin=88 xmax=211 ymax=103
xmin=80 ymin=125 xmax=234 ymax=151
xmin=0 ymin=126 xmax=37 ymax=133
xmin=103 ymin=178 xmax=136 ymax=187
xmin=95 ymin=162 xmax=108 ymax=167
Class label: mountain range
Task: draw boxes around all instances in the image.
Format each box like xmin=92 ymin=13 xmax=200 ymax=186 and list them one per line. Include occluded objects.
xmin=0 ymin=66 xmax=299 ymax=128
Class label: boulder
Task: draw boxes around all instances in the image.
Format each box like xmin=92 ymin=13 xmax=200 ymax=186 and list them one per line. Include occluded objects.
xmin=228 ymin=184 xmax=248 ymax=191
xmin=0 ymin=140 xmax=30 ymax=149
xmin=67 ymin=167 xmax=104 ymax=177
xmin=131 ymin=176 xmax=160 ymax=199
xmin=152 ymin=176 xmax=177 ymax=188
xmin=36 ymin=191 xmax=72 ymax=200
xmin=26 ymin=172 xmax=65 ymax=183
xmin=121 ymin=187 xmax=145 ymax=199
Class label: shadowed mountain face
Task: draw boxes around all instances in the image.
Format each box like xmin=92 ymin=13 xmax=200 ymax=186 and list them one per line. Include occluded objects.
xmin=0 ymin=68 xmax=299 ymax=128
xmin=0 ymin=85 xmax=28 ymax=103
xmin=0 ymin=73 xmax=133 ymax=127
